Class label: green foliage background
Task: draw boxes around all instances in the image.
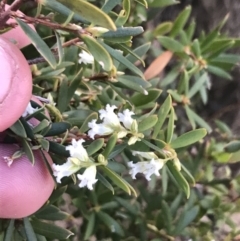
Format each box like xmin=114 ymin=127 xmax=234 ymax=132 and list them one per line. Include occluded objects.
xmin=1 ymin=0 xmax=240 ymax=241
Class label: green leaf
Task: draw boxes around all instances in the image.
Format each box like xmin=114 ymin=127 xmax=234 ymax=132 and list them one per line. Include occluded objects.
xmin=167 ymin=90 xmax=182 ymax=102
xmin=20 ymin=117 xmax=35 ymax=140
xmin=186 ymin=21 xmax=196 ymax=41
xmin=9 ymin=120 xmax=27 ymax=138
xmin=170 ymin=128 xmax=207 ymax=149
xmin=160 ymin=66 xmax=180 ymax=87
xmin=116 ymin=75 xmax=150 ymax=94
xmin=170 ymin=192 xmax=183 ymax=216
xmin=119 ymin=42 xmax=151 ymax=70
xmin=185 ymin=105 xmax=196 ymax=130
xmin=115 ymin=0 xmax=131 ymax=26
xmin=84 ymin=213 xmax=95 ymax=240
xmin=135 ymin=0 xmax=148 ymax=8
xmin=138 ymin=115 xmax=158 ymax=132
xmin=49 ymin=141 xmax=69 ymax=157
xmin=102 ymin=134 xmax=118 ymax=158
xmin=185 ymin=107 xmax=212 ymax=132
xmin=21 ymin=139 xmax=35 ymax=164
xmin=102 ymin=0 xmax=121 ymax=13
xmin=4 ymin=220 xmax=15 ymax=241
xmin=181 ymin=164 xmax=195 ymax=186
xmin=97 ymin=172 xmax=114 ymax=193
xmin=130 ymin=89 xmax=162 ymax=108
xmin=161 ymin=200 xmax=172 ymax=233
xmin=154 ymin=22 xmax=173 ymax=36
xmin=149 ymin=0 xmax=179 ymax=8
xmin=166 ymin=107 xmax=175 ymax=143
xmin=45 ymin=122 xmax=71 ymax=137
xmin=35 ymin=205 xmax=69 ymax=220
xmin=107 ymin=161 xmax=126 ymax=174
xmin=115 ymin=197 xmax=138 ymax=215
xmin=56 ymin=0 xmax=116 ymax=30
xmin=173 ymin=206 xmax=199 ymax=234
xmin=49 ymin=186 xmax=67 ymax=204
xmin=207 ymin=65 xmax=232 ymax=80
xmin=215 ymin=120 xmax=232 ymax=136
xmin=152 ymin=95 xmax=172 ymax=138
xmin=187 ymin=72 xmax=209 ymax=98
xmin=191 ymin=39 xmax=201 ymax=58
xmin=15 ymin=19 xmax=57 ymax=69
xmin=170 ymin=6 xmax=191 ymax=37
xmin=97 ymin=211 xmax=124 ymax=236
xmin=31 ymin=219 xmax=73 ymax=240
xmin=33 ymin=119 xmax=51 ymax=134
xmin=87 ymin=138 xmax=105 ymax=156
xmin=109 ymin=143 xmax=128 ymax=159
xmin=102 ymin=26 xmax=144 ymax=38
xmin=225 ymin=141 xmax=240 ymax=153
xmin=167 ymin=161 xmax=190 ymax=198
xmin=158 ymin=36 xmax=184 ymax=52
xmin=200 ymin=29 xmax=219 ymax=52
xmin=100 ymin=166 xmax=135 ymax=195
xmin=81 ymin=35 xmax=113 ymax=71
xmin=57 ymin=78 xmax=68 ymax=112
xmin=23 ymin=218 xmax=38 ymax=241
xmin=55 ymin=31 xmax=63 ymax=64
xmin=161 ymin=165 xmax=168 ymax=196
xmin=38 ymin=0 xmax=87 ymax=23
xmin=100 ymin=42 xmax=145 ymax=78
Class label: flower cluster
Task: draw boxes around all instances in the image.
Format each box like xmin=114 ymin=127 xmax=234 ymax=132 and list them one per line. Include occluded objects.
xmin=52 ymin=139 xmax=98 ymax=190
xmin=128 ymin=151 xmax=166 ymax=181
xmin=88 ymin=104 xmax=143 ymax=145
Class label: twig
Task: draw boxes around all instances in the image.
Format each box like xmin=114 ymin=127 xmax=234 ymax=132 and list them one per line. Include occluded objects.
xmin=10 ymin=10 xmax=88 ymax=35
xmin=0 ymin=0 xmax=27 ymax=28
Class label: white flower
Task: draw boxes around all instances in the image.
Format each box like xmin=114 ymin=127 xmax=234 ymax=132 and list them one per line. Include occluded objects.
xmin=99 ymin=104 xmax=120 ymax=126
xmin=66 ymin=139 xmax=89 ymax=162
xmin=52 ymin=157 xmax=81 ymax=183
xmin=78 ymin=50 xmax=94 ymax=65
xmin=77 ymin=165 xmax=98 ymax=190
xmin=118 ymin=109 xmax=135 ymax=130
xmin=128 ymin=159 xmax=164 ymax=181
xmin=22 ymin=102 xmax=38 ymax=117
xmin=88 ymin=105 xmax=128 ymax=139
xmin=88 ymin=119 xmax=115 ymax=139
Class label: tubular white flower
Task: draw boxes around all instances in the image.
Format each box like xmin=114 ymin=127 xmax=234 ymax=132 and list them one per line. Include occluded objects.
xmin=52 ymin=157 xmax=81 ymax=183
xmin=118 ymin=109 xmax=135 ymax=130
xmin=77 ymin=165 xmax=98 ymax=190
xmin=78 ymin=50 xmax=94 ymax=65
xmin=128 ymin=159 xmax=164 ymax=181
xmin=66 ymin=139 xmax=89 ymax=162
xmin=88 ymin=119 xmax=116 ymax=139
xmin=88 ymin=105 xmax=128 ymax=139
xmin=22 ymin=102 xmax=38 ymax=117
xmin=99 ymin=104 xmax=120 ymax=127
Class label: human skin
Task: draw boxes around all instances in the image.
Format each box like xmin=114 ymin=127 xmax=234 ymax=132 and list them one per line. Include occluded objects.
xmin=0 ymin=36 xmax=32 ymax=131
xmin=0 ymin=144 xmax=55 ymax=219
xmin=1 ymin=4 xmax=35 ymax=49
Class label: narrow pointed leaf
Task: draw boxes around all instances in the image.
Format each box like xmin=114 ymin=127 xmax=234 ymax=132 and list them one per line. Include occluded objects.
xmin=23 ymin=218 xmax=38 ymax=241
xmin=31 ymin=219 xmax=74 ymax=240
xmin=15 ymin=19 xmax=57 ymax=69
xmin=81 ymin=35 xmax=113 ymax=71
xmin=100 ymin=41 xmax=145 ymax=78
xmin=57 ymin=0 xmax=116 ymax=30
xmin=153 ymin=95 xmax=172 ymax=138
xmin=167 ymin=161 xmax=190 ymax=198
xmin=170 ymin=128 xmax=207 ymax=149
